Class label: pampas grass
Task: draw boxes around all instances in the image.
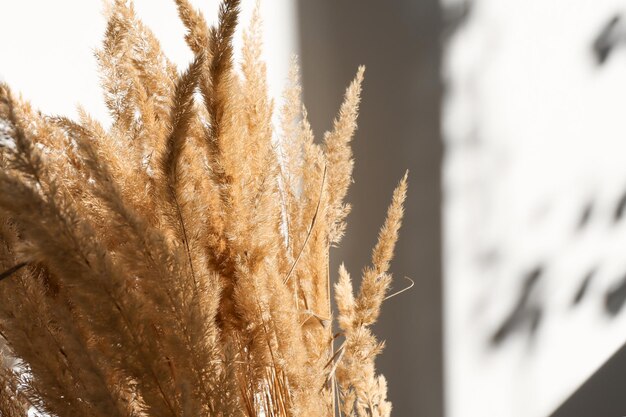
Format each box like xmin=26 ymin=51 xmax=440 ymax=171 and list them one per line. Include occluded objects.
xmin=0 ymin=1 xmax=409 ymax=416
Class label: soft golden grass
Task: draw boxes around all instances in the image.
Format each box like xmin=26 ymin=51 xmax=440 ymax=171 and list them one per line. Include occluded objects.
xmin=0 ymin=1 xmax=409 ymax=416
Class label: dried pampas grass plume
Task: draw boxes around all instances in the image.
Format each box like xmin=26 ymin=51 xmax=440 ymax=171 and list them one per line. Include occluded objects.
xmin=0 ymin=1 xmax=410 ymax=416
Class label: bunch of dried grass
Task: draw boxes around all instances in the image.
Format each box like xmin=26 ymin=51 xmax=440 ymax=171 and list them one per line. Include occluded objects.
xmin=0 ymin=1 xmax=409 ymax=416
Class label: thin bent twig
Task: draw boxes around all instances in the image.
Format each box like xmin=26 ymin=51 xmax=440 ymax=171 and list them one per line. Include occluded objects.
xmin=283 ymin=165 xmax=327 ymax=285
xmin=0 ymin=262 xmax=27 ymax=282
xmin=383 ymin=276 xmax=415 ymax=301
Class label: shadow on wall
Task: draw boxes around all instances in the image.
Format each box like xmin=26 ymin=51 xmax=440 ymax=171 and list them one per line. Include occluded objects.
xmin=549 ymin=338 xmax=626 ymax=417
xmin=297 ymin=1 xmax=444 ymax=416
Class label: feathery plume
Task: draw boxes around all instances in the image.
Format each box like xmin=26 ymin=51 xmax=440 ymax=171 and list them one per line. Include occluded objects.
xmin=324 ymin=66 xmax=365 ymax=244
xmin=0 ymin=2 xmax=410 ymax=416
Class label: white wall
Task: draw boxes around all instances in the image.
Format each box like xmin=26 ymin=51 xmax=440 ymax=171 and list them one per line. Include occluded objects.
xmin=443 ymin=0 xmax=626 ymax=416
xmin=0 ymin=0 xmax=297 ymax=124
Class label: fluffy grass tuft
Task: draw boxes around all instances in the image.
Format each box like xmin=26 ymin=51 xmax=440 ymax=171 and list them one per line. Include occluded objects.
xmin=0 ymin=2 xmax=409 ymax=416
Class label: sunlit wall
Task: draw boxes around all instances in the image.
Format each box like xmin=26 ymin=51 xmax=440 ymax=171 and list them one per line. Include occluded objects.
xmin=443 ymin=0 xmax=626 ymax=416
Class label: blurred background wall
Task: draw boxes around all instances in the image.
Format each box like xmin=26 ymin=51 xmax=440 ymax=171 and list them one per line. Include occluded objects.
xmin=443 ymin=0 xmax=626 ymax=416
xmin=297 ymin=2 xmax=444 ymax=416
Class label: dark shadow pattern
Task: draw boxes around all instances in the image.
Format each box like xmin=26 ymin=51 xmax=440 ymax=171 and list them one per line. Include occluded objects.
xmin=490 ymin=266 xmax=544 ymax=346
